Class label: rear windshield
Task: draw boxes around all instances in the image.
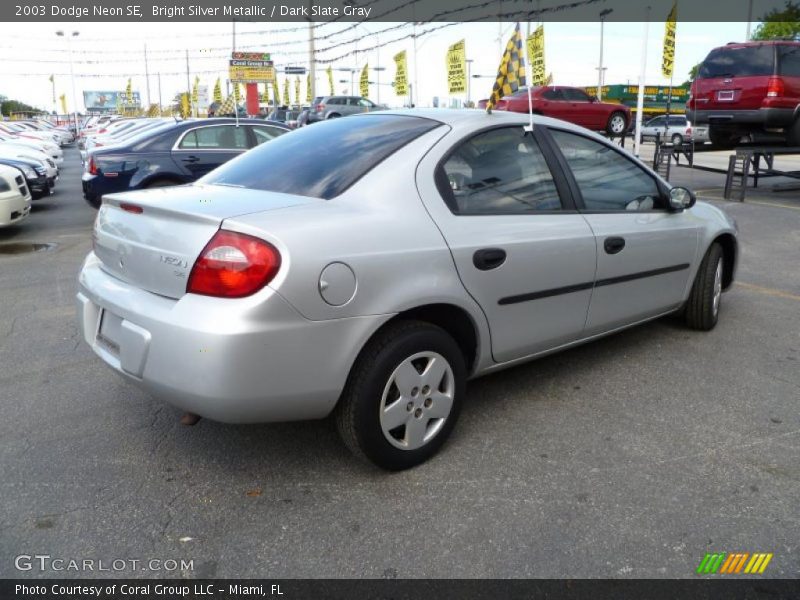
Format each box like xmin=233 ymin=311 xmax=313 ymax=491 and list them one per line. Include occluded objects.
xmin=200 ymin=114 xmax=441 ymax=199
xmin=698 ymin=45 xmax=774 ymax=78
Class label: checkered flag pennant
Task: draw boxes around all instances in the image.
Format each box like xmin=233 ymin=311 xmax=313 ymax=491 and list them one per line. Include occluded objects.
xmin=487 ymin=22 xmax=527 ymax=112
xmin=216 ymin=93 xmax=237 ymax=116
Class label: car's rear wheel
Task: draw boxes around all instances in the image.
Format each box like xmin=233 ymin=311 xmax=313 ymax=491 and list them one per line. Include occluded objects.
xmin=708 ymin=127 xmax=739 ymax=149
xmin=145 ymin=178 xmax=181 ymax=189
xmin=335 ymin=320 xmax=466 ymax=470
xmin=606 ymin=111 xmax=628 ymax=136
xmin=684 ymin=243 xmax=724 ymax=331
xmin=327 ymin=113 xmax=341 ymax=119
xmin=671 ymin=133 xmax=684 ymax=146
xmin=785 ymin=117 xmax=800 ymax=146
xmin=84 ymin=194 xmax=101 ymax=209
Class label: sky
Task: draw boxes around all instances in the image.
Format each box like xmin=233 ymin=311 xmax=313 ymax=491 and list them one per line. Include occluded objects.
xmin=0 ymin=19 xmax=751 ymax=112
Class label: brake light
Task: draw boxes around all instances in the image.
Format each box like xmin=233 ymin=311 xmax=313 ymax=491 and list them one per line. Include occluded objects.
xmin=88 ymin=156 xmax=97 ymax=175
xmin=94 ymin=142 xmax=103 ymax=147
xmin=767 ymin=77 xmax=784 ymax=97
xmin=187 ymin=230 xmax=281 ymax=298
xmin=119 ymin=203 xmax=143 ymax=214
xmin=98 ymin=128 xmax=107 ymax=134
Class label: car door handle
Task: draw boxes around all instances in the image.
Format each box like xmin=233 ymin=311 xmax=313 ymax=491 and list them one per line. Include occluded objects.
xmin=181 ymin=156 xmax=200 ymax=164
xmin=473 ymin=248 xmax=507 ymax=271
xmin=604 ymin=237 xmax=626 ymax=255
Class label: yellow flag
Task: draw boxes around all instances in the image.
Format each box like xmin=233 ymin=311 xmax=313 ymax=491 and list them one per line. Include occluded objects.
xmin=213 ymin=78 xmax=222 ymax=104
xmin=59 ymin=93 xmax=67 ymax=114
xmin=394 ymin=51 xmax=408 ymax=96
xmin=191 ymin=76 xmax=199 ymax=104
xmin=125 ymin=78 xmax=132 ymax=103
xmin=272 ymin=79 xmax=280 ymax=105
xmin=180 ymin=93 xmax=190 ymax=118
xmin=446 ymin=40 xmax=467 ymax=94
xmin=662 ymin=1 xmax=677 ymax=78
xmin=307 ymin=73 xmax=312 ymax=103
xmin=283 ymin=78 xmax=290 ymax=106
xmin=295 ymin=76 xmax=301 ymax=105
xmin=326 ymin=65 xmax=334 ymax=95
xmin=360 ymin=63 xmax=369 ymax=98
xmin=527 ymin=25 xmax=546 ymax=86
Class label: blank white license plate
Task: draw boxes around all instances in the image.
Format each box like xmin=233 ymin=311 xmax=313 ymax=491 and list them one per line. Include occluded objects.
xmin=717 ymin=90 xmax=735 ymax=101
xmin=97 ymin=309 xmax=122 ymax=356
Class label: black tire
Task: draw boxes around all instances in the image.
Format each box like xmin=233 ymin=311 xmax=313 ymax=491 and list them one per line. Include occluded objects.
xmin=708 ymin=127 xmax=738 ymax=149
xmin=671 ymin=133 xmax=684 ymax=146
xmin=785 ymin=117 xmax=800 ymax=146
xmin=685 ymin=243 xmax=724 ymax=331
xmin=145 ymin=179 xmax=181 ymax=189
xmin=606 ymin=111 xmax=628 ymax=136
xmin=84 ymin=194 xmax=101 ymax=209
xmin=326 ymin=113 xmax=341 ymax=119
xmin=335 ymin=320 xmax=467 ymax=471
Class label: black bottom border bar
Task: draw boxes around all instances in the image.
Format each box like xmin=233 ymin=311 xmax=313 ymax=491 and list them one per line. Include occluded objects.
xmin=3 ymin=579 xmax=800 ymax=600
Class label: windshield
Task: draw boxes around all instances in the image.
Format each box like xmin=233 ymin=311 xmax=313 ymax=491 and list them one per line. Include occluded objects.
xmin=699 ymin=45 xmax=774 ymax=78
xmin=200 ymin=114 xmax=441 ymax=200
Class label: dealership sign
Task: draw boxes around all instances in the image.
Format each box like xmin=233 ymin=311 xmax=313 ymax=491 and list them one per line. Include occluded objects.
xmin=83 ymin=90 xmax=141 ymax=111
xmin=229 ymin=52 xmax=275 ymax=83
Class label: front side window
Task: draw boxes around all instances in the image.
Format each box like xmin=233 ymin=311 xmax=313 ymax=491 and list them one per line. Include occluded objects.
xmin=563 ymin=88 xmax=592 ymax=102
xmin=251 ymin=126 xmax=287 ymax=146
xmin=440 ymin=127 xmax=562 ymax=215
xmin=550 ymin=129 xmax=663 ymax=211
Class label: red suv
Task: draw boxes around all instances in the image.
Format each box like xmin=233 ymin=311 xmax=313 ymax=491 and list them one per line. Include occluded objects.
xmin=687 ymin=41 xmax=800 ymax=147
xmin=492 ymin=86 xmax=631 ymax=135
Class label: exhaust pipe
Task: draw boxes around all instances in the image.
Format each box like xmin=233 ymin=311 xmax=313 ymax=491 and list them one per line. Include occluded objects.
xmin=180 ymin=412 xmax=201 ymax=426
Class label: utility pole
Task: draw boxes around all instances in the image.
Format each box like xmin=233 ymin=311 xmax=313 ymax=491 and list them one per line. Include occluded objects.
xmin=144 ymin=44 xmax=151 ymax=108
xmin=597 ymin=9 xmax=613 ymax=101
xmin=157 ymin=72 xmax=162 ymax=115
xmin=634 ymin=6 xmax=650 ymax=158
xmin=308 ymin=21 xmax=316 ymax=100
xmin=746 ymin=0 xmax=754 ymax=39
xmin=185 ymin=49 xmax=191 ymax=116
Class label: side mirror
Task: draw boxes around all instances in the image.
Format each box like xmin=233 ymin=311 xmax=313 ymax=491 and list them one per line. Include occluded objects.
xmin=668 ymin=186 xmax=696 ymax=210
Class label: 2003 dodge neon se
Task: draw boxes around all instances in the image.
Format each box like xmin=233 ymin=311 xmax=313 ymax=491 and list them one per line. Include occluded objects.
xmin=77 ymin=110 xmax=738 ymax=470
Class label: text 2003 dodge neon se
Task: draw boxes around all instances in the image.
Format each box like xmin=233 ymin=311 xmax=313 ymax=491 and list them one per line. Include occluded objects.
xmin=78 ymin=110 xmax=738 ymax=470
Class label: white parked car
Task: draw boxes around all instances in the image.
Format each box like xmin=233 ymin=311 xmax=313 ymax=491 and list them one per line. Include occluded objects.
xmin=640 ymin=115 xmax=709 ymax=145
xmin=0 ymin=133 xmax=63 ymax=165
xmin=0 ymin=164 xmax=32 ymax=227
xmin=19 ymin=121 xmax=74 ymax=145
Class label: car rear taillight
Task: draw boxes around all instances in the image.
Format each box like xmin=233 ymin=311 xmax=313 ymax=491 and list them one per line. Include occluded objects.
xmin=94 ymin=142 xmax=103 ymax=147
xmin=98 ymin=128 xmax=107 ymax=134
xmin=767 ymin=77 xmax=785 ymax=97
xmin=119 ymin=203 xmax=143 ymax=214
xmin=187 ymin=230 xmax=281 ymax=298
xmin=88 ymin=156 xmax=97 ymax=175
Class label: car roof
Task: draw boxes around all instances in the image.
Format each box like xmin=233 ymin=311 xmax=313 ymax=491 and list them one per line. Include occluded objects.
xmin=370 ymin=108 xmax=589 ymax=132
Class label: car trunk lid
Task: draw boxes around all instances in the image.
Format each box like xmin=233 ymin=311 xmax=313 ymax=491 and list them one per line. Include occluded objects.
xmin=693 ymin=44 xmax=776 ymax=111
xmin=93 ymin=184 xmax=316 ymax=299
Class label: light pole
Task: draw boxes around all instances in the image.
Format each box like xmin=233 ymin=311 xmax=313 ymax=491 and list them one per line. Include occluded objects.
xmin=466 ymin=59 xmax=473 ymax=106
xmin=56 ymin=30 xmax=80 ymax=135
xmin=597 ymin=9 xmax=613 ymax=101
xmin=337 ymin=68 xmax=356 ymax=95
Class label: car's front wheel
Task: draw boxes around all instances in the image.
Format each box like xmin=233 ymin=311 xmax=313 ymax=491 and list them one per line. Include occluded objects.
xmin=684 ymin=243 xmax=724 ymax=331
xmin=335 ymin=320 xmax=466 ymax=470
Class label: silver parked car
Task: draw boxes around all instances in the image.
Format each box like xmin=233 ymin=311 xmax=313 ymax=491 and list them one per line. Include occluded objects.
xmin=309 ymin=95 xmax=382 ymax=121
xmin=77 ymin=110 xmax=738 ymax=470
xmin=640 ymin=114 xmax=709 ymax=145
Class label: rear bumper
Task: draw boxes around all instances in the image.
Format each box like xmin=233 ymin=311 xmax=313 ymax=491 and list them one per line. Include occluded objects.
xmin=76 ymin=253 xmax=390 ymax=424
xmin=687 ymin=107 xmax=795 ymax=128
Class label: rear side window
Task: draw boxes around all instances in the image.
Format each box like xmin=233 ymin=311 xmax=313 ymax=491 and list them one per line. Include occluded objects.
xmin=698 ymin=45 xmax=774 ymax=78
xmin=200 ymin=115 xmax=441 ymax=200
xmin=779 ymin=45 xmax=800 ymax=77
xmin=542 ymin=89 xmax=564 ymax=100
xmin=563 ymin=88 xmax=591 ymax=102
xmin=440 ymin=127 xmax=562 ymax=214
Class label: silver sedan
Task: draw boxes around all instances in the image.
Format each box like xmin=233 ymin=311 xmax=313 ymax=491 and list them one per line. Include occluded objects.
xmin=77 ymin=110 xmax=738 ymax=470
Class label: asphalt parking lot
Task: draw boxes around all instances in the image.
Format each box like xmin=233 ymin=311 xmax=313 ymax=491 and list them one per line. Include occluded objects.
xmin=0 ymin=146 xmax=798 ymax=579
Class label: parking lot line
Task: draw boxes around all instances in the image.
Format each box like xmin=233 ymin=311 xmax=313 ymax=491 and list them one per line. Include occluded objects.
xmin=737 ymin=281 xmax=800 ymax=302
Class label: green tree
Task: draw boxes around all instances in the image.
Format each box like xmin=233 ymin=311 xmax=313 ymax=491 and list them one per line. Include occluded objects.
xmin=751 ymin=1 xmax=800 ymax=40
xmin=0 ymin=98 xmax=44 ymax=116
